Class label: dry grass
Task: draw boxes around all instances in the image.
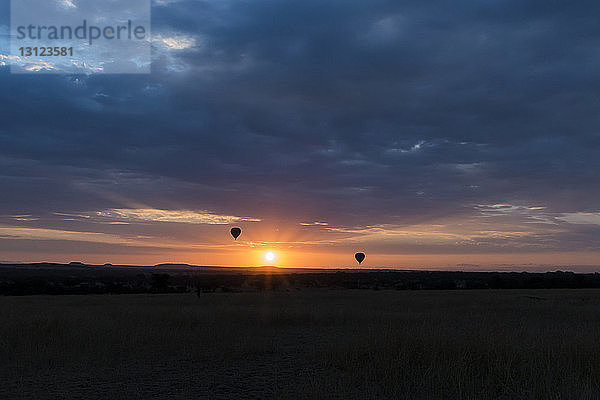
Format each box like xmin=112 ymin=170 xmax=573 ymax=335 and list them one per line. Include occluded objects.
xmin=2 ymin=289 xmax=600 ymax=399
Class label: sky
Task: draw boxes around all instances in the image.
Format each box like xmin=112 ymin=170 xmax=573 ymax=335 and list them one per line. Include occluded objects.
xmin=1 ymin=0 xmax=599 ymax=269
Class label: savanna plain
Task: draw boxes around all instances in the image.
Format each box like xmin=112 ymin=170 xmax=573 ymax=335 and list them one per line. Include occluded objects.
xmin=2 ymin=289 xmax=600 ymax=399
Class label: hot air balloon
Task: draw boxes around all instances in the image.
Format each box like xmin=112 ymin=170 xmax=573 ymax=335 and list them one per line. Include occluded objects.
xmin=355 ymin=252 xmax=365 ymax=264
xmin=230 ymin=227 xmax=242 ymax=240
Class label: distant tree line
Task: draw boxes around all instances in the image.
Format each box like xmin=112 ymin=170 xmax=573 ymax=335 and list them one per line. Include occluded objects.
xmin=3 ymin=268 xmax=600 ymax=295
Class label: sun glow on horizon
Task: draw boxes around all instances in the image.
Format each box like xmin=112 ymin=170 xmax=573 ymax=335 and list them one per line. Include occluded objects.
xmin=264 ymin=251 xmax=276 ymax=263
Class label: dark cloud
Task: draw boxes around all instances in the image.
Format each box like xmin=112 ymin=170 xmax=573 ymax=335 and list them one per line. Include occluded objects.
xmin=1 ymin=0 xmax=599 ymax=259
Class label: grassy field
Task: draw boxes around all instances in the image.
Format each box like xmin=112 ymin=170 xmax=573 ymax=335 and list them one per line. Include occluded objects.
xmin=2 ymin=289 xmax=600 ymax=399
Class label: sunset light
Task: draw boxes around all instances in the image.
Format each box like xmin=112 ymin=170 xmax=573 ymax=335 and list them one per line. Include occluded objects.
xmin=264 ymin=251 xmax=276 ymax=263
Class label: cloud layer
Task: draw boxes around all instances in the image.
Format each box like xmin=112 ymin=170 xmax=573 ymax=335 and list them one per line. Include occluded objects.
xmin=1 ymin=0 xmax=599 ymax=266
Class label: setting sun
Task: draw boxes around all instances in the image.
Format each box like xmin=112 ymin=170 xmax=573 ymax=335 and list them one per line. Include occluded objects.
xmin=264 ymin=251 xmax=276 ymax=263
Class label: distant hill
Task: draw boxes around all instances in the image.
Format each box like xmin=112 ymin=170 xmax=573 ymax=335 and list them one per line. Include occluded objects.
xmin=1 ymin=262 xmax=600 ymax=295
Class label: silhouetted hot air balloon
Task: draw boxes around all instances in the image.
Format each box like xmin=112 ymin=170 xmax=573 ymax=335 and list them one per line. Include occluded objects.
xmin=355 ymin=252 xmax=365 ymax=264
xmin=230 ymin=227 xmax=242 ymax=240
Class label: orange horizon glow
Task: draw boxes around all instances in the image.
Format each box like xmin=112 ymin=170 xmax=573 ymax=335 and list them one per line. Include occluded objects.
xmin=4 ymin=249 xmax=600 ymax=272
xmin=2 ymin=206 xmax=600 ymax=271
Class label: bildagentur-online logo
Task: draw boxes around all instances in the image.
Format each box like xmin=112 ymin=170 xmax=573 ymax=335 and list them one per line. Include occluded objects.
xmin=10 ymin=0 xmax=151 ymax=74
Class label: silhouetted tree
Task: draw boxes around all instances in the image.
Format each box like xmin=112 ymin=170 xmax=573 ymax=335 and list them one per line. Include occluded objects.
xmin=151 ymin=273 xmax=171 ymax=292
